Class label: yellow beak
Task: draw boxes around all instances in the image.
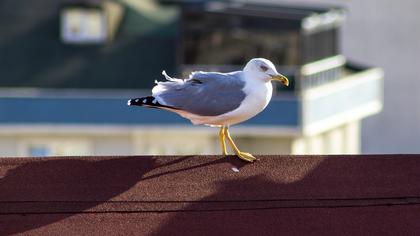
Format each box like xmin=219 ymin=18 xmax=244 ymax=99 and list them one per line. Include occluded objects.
xmin=271 ymin=74 xmax=289 ymax=86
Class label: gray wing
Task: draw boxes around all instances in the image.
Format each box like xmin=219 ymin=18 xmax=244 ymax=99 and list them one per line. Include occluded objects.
xmin=155 ymin=71 xmax=246 ymax=116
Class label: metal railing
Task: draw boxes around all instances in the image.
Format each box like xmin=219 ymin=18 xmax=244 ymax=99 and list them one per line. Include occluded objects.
xmin=179 ymin=55 xmax=356 ymax=94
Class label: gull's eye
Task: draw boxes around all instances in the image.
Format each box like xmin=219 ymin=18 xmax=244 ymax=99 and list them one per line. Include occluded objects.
xmin=260 ymin=65 xmax=268 ymax=72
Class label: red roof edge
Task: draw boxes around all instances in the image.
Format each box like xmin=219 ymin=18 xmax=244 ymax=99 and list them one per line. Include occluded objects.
xmin=1 ymin=155 xmax=419 ymax=235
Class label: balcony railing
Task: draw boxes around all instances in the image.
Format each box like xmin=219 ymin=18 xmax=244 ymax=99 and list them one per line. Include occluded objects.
xmin=179 ymin=55 xmax=346 ymax=94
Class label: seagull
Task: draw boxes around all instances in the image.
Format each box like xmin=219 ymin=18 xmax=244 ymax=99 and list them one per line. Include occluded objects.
xmin=128 ymin=58 xmax=289 ymax=162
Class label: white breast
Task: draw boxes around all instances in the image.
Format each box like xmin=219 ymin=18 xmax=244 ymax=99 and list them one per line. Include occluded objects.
xmin=217 ymin=80 xmax=273 ymax=125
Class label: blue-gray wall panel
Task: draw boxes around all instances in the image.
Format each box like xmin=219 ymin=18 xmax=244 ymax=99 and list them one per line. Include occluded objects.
xmin=0 ymin=97 xmax=299 ymax=127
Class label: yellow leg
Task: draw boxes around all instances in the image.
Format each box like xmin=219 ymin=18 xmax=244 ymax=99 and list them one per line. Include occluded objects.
xmin=224 ymin=126 xmax=257 ymax=162
xmin=219 ymin=126 xmax=228 ymax=155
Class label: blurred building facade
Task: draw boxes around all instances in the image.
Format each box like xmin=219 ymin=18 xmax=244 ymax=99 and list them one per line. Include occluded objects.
xmin=0 ymin=0 xmax=383 ymax=157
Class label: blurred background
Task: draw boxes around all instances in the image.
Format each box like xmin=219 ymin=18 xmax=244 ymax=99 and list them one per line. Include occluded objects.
xmin=0 ymin=0 xmax=416 ymax=157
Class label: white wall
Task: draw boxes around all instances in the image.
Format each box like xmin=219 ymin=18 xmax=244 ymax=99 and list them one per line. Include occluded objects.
xmin=92 ymin=136 xmax=133 ymax=156
xmin=0 ymin=123 xmax=360 ymax=156
xmin=291 ymin=122 xmax=360 ymax=154
xmin=0 ymin=137 xmax=19 ymax=157
xmin=235 ymin=136 xmax=292 ymax=155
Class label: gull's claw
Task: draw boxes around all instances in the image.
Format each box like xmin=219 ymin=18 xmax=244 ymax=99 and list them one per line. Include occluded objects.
xmin=236 ymin=152 xmax=257 ymax=162
xmin=223 ymin=126 xmax=258 ymax=163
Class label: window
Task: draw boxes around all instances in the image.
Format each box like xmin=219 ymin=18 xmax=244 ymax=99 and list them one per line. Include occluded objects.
xmin=301 ymin=28 xmax=339 ymax=64
xmin=183 ymin=29 xmax=299 ymax=66
xmin=60 ymin=7 xmax=107 ymax=44
xmin=21 ymin=139 xmax=91 ymax=157
xmin=29 ymin=145 xmax=51 ymax=157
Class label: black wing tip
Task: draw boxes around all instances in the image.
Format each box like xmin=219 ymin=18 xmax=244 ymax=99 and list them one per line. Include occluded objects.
xmin=128 ymin=96 xmax=179 ymax=110
xmin=127 ymin=96 xmax=172 ymax=109
xmin=128 ymin=96 xmax=153 ymax=107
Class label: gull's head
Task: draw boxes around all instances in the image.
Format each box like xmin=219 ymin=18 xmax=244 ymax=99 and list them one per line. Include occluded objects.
xmin=243 ymin=58 xmax=289 ymax=86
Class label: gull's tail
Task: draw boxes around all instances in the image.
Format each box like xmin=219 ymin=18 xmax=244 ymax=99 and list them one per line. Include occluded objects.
xmin=127 ymin=96 xmax=176 ymax=109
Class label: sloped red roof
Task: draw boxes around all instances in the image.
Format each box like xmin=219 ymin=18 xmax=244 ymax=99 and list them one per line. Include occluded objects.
xmin=1 ymin=155 xmax=420 ymax=235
